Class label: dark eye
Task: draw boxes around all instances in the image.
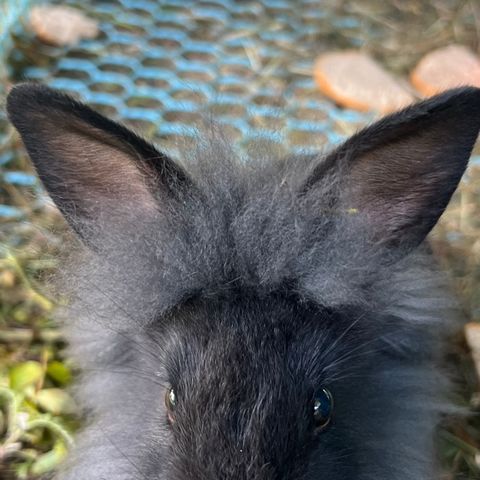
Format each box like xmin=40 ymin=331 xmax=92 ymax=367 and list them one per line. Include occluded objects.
xmin=165 ymin=387 xmax=177 ymax=422
xmin=313 ymin=388 xmax=333 ymax=431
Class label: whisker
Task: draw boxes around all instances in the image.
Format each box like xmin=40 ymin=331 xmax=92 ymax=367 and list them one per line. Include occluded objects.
xmin=325 ymin=371 xmax=376 ymax=383
xmin=69 ymin=280 xmax=162 ymax=363
xmin=322 ymin=338 xmax=382 ymax=372
xmin=81 ymin=367 xmax=168 ymax=389
xmin=97 ymin=422 xmax=150 ymax=480
xmin=318 ymin=309 xmax=370 ymax=363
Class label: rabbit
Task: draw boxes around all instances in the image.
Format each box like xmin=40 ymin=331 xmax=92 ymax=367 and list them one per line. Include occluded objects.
xmin=6 ymin=83 xmax=480 ymax=480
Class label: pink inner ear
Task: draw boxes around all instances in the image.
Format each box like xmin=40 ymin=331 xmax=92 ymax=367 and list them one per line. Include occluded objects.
xmin=340 ymin=144 xmax=458 ymax=245
xmin=327 ymin=94 xmax=480 ymax=249
xmin=59 ymin=130 xmax=157 ymax=204
xmin=7 ymin=85 xmax=189 ymax=240
xmin=32 ymin=119 xmax=161 ymax=227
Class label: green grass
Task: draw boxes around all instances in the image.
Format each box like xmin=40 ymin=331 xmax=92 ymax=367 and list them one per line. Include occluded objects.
xmin=0 ymin=130 xmax=78 ymax=479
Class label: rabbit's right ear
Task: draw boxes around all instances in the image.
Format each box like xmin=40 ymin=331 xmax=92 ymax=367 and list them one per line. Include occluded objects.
xmin=303 ymin=87 xmax=480 ymax=254
xmin=7 ymin=83 xmax=191 ymax=241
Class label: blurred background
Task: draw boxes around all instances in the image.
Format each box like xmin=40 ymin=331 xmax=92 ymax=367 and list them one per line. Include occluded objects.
xmin=0 ymin=1 xmax=479 ymax=478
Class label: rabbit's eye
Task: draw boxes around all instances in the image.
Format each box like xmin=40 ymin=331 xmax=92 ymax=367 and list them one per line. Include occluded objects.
xmin=165 ymin=387 xmax=177 ymax=422
xmin=313 ymin=388 xmax=333 ymax=432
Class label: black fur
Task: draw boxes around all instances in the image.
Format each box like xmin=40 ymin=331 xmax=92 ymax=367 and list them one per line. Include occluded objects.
xmin=6 ymin=83 xmax=480 ymax=480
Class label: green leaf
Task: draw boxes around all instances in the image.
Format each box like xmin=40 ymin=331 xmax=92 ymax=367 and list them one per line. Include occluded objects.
xmin=9 ymin=361 xmax=43 ymax=391
xmin=30 ymin=441 xmax=68 ymax=476
xmin=15 ymin=462 xmax=31 ymax=480
xmin=36 ymin=388 xmax=77 ymax=415
xmin=46 ymin=361 xmax=72 ymax=386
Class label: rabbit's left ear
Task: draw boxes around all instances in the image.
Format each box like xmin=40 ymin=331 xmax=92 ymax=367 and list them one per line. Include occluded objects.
xmin=304 ymin=87 xmax=480 ymax=251
xmin=7 ymin=83 xmax=191 ymax=241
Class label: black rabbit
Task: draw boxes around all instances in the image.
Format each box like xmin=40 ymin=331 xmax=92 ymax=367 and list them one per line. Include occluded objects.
xmin=6 ymin=83 xmax=480 ymax=480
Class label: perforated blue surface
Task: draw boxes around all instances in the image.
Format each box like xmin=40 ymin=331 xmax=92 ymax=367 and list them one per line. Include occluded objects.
xmin=2 ymin=0 xmax=379 ymax=218
xmin=0 ymin=0 xmax=33 ymax=64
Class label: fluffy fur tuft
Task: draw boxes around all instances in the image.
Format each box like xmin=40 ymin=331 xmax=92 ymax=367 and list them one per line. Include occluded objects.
xmin=6 ymin=84 xmax=480 ymax=480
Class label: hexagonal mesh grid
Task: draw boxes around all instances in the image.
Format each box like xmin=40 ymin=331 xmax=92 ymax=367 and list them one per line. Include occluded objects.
xmin=0 ymin=0 xmax=32 ymax=64
xmin=9 ymin=0 xmax=374 ymax=153
xmin=2 ymin=0 xmax=385 ymax=218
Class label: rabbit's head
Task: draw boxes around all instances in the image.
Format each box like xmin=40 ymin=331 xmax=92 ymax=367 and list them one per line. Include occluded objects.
xmin=6 ymin=84 xmax=480 ymax=480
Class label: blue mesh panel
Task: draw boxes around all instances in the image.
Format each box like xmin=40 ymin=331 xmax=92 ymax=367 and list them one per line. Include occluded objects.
xmin=1 ymin=0 xmax=377 ymax=217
